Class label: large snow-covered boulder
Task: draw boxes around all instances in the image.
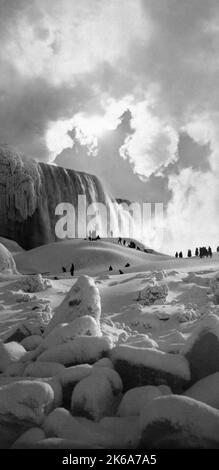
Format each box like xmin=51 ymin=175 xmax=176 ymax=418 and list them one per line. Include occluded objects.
xmin=138 ymin=283 xmax=168 ymax=305
xmin=111 ymin=345 xmax=190 ymax=393
xmin=71 ymin=368 xmax=123 ymax=421
xmin=44 ymin=275 xmax=101 ymax=335
xmin=0 ymin=380 xmax=55 ymax=426
xmin=117 ymin=386 xmax=163 ymax=417
xmin=23 ymin=361 xmax=65 ymax=378
xmin=139 ymin=395 xmax=219 ymax=448
xmin=0 ymin=242 xmax=18 ymax=274
xmin=184 ymin=372 xmax=219 ymax=409
xmin=25 ymin=316 xmax=102 ymax=362
xmin=0 ymin=341 xmax=26 ymax=372
xmin=181 ymin=314 xmax=219 ymax=383
xmin=45 ymin=316 xmax=101 ymax=347
xmin=37 ymin=336 xmax=112 ymax=366
xmin=0 ymin=376 xmax=62 ymax=410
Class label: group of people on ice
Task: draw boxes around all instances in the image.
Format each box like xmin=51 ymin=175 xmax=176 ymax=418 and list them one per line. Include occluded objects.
xmin=175 ymin=246 xmax=213 ymax=259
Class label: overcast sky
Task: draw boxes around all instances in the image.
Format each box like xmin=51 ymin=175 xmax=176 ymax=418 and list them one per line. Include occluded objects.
xmin=0 ymin=0 xmax=219 ymax=252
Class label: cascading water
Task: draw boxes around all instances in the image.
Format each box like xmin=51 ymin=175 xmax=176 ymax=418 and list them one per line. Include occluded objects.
xmin=0 ymin=145 xmax=134 ymax=249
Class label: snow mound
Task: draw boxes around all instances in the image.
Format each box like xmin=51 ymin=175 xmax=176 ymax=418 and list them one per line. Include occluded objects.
xmin=181 ymin=314 xmax=219 ymax=382
xmin=111 ymin=345 xmax=190 ymax=393
xmin=15 ymin=274 xmax=52 ymax=293
xmin=138 ymin=283 xmax=168 ymax=305
xmin=184 ymin=372 xmax=219 ymax=409
xmin=0 ymin=243 xmax=18 ymax=274
xmin=37 ymin=336 xmax=113 ymax=366
xmin=43 ymin=316 xmax=101 ymax=350
xmin=0 ymin=380 xmax=54 ymax=426
xmin=0 ymin=341 xmax=26 ymax=372
xmin=0 ymin=237 xmax=23 ymax=254
xmin=58 ymin=364 xmax=93 ymax=387
xmin=3 ymin=362 xmax=27 ymax=377
xmin=23 ymin=361 xmax=65 ymax=378
xmin=43 ymin=408 xmax=110 ymax=447
xmin=71 ymin=368 xmax=122 ymax=421
xmin=44 ymin=275 xmax=101 ymax=336
xmin=139 ymin=395 xmax=219 ymax=448
xmin=117 ymin=385 xmax=162 ymax=417
xmin=11 ymin=427 xmax=46 ymax=449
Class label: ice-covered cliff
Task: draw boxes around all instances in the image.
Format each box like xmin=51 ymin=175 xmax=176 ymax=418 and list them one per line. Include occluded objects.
xmin=0 ymin=146 xmax=115 ymax=249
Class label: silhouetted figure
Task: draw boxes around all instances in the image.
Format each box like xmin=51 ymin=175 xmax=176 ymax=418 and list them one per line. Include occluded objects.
xmin=129 ymin=240 xmax=136 ymax=249
xmin=123 ymin=239 xmax=126 ymax=246
xmin=125 ymin=263 xmax=130 ymax=267
xmin=195 ymin=248 xmax=199 ymax=257
xmin=118 ymin=237 xmax=122 ymax=245
xmin=200 ymin=246 xmax=208 ymax=258
xmin=70 ymin=263 xmax=74 ymax=277
xmin=119 ymin=270 xmax=124 ymax=274
xmin=208 ymin=246 xmax=212 ymax=258
xmin=62 ymin=267 xmax=66 ymax=273
xmin=217 ymin=246 xmax=219 ymax=253
xmin=179 ymin=251 xmax=183 ymax=258
xmin=109 ymin=265 xmax=113 ymax=271
xmin=187 ymin=249 xmax=192 ymax=258
xmin=175 ymin=252 xmax=178 ymax=258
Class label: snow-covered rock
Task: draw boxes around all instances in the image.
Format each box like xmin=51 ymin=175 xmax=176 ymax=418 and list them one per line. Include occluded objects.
xmin=37 ymin=336 xmax=112 ymax=366
xmin=111 ymin=345 xmax=190 ymax=393
xmin=0 ymin=376 xmax=62 ymax=410
xmin=0 ymin=243 xmax=18 ymax=274
xmin=23 ymin=361 xmax=65 ymax=378
xmin=21 ymin=335 xmax=43 ymax=351
xmin=71 ymin=368 xmax=122 ymax=421
xmin=43 ymin=408 xmax=110 ymax=447
xmin=57 ymin=364 xmax=93 ymax=408
xmin=138 ymin=283 xmax=168 ymax=305
xmin=11 ymin=427 xmax=46 ymax=449
xmin=44 ymin=275 xmax=101 ymax=335
xmin=15 ymin=274 xmax=52 ymax=293
xmin=93 ymin=358 xmax=114 ymax=369
xmin=181 ymin=314 xmax=219 ymax=383
xmin=184 ymin=372 xmax=219 ymax=409
xmin=43 ymin=316 xmax=101 ymax=350
xmin=117 ymin=386 xmax=162 ymax=417
xmin=3 ymin=361 xmax=27 ymax=377
xmin=139 ymin=395 xmax=219 ymax=448
xmin=158 ymin=384 xmax=172 ymax=395
xmin=0 ymin=380 xmax=55 ymax=426
xmin=0 ymin=341 xmax=26 ymax=372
